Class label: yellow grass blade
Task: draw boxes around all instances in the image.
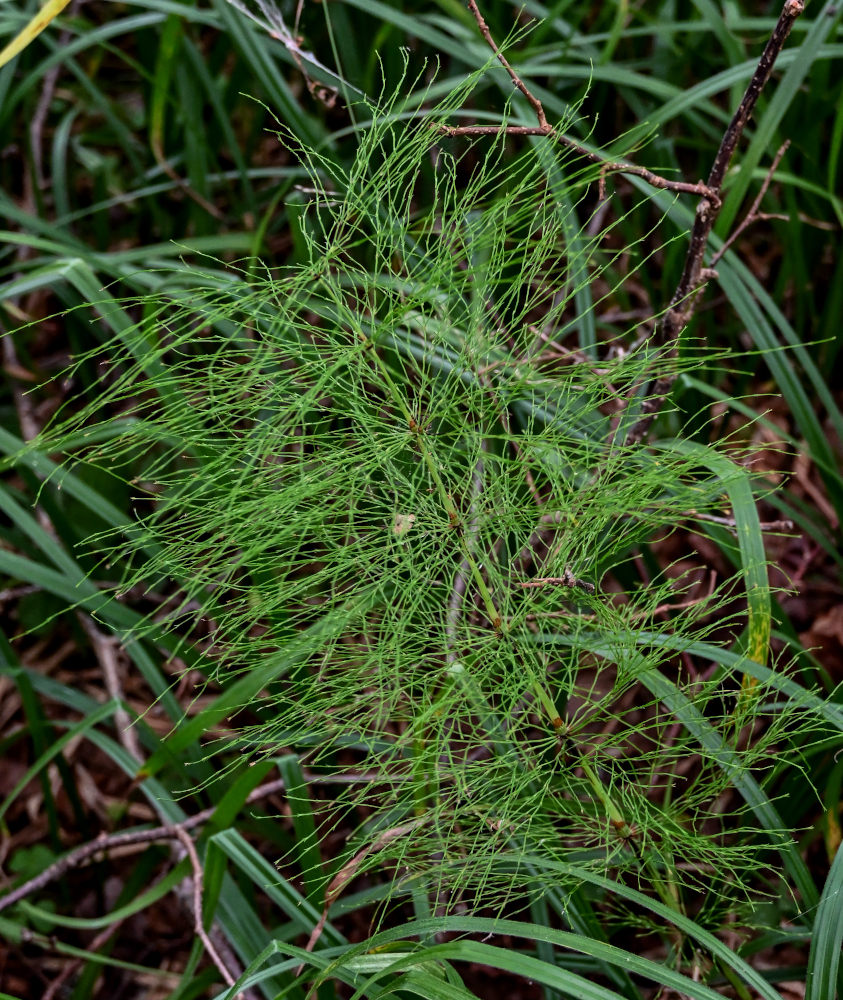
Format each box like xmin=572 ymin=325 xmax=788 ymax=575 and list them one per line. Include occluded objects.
xmin=0 ymin=0 xmax=74 ymax=69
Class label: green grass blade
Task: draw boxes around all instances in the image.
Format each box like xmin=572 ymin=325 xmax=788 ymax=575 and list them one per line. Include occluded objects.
xmin=806 ymin=841 xmax=843 ymax=1000
xmin=653 ymin=439 xmax=771 ymax=667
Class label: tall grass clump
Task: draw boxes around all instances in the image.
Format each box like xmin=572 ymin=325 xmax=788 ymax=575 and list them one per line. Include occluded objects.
xmin=19 ymin=60 xmax=826 ymax=997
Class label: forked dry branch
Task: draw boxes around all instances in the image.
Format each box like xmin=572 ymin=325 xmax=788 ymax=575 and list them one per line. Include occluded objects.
xmin=445 ymin=0 xmax=803 ymax=445
xmin=0 ymin=777 xmax=293 ymax=915
xmin=625 ymin=1 xmax=802 ymax=444
xmin=440 ymin=1 xmax=721 ymax=203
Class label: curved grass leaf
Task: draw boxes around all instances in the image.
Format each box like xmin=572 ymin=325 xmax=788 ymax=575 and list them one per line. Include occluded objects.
xmin=806 ymin=840 xmax=843 ymax=1000
xmin=653 ymin=438 xmax=771 ymax=667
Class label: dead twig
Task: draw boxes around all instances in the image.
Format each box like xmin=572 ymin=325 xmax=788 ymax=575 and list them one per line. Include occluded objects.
xmin=441 ymin=124 xmax=718 ymax=202
xmin=440 ymin=1 xmax=720 ymax=204
xmin=464 ymin=0 xmax=547 ymax=127
xmin=449 ymin=0 xmax=803 ymax=459
xmin=519 ymin=569 xmax=596 ymax=595
xmin=173 ymin=825 xmax=239 ymax=991
xmin=78 ymin=616 xmax=143 ymax=763
xmin=709 ymin=140 xmax=791 ymax=266
xmin=0 ymin=776 xmax=288 ymax=914
xmin=295 ymin=817 xmax=427 ymax=978
xmin=688 ymin=510 xmax=794 ymax=532
xmin=624 ymin=0 xmax=803 ymax=445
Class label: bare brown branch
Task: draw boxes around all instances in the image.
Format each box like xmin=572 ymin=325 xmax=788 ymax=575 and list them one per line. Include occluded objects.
xmin=296 ymin=817 xmax=426 ymax=976
xmin=442 ymin=3 xmax=721 ymax=204
xmin=79 ymin=615 xmax=143 ymax=763
xmin=173 ymin=825 xmax=238 ymax=991
xmin=465 ymin=0 xmax=548 ymax=127
xmin=689 ymin=511 xmax=795 ymax=532
xmin=0 ymin=776 xmax=288 ymax=914
xmin=624 ymin=1 xmax=803 ymax=445
xmin=519 ymin=570 xmax=596 ymax=594
xmin=710 ymin=140 xmax=791 ymax=266
xmin=707 ymin=3 xmax=803 ymax=193
xmin=440 ymin=124 xmax=719 ymax=202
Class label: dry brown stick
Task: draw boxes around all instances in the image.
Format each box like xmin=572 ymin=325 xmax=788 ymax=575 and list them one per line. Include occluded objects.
xmin=13 ymin=822 xmax=243 ymax=994
xmin=78 ymin=615 xmax=143 ymax=763
xmin=439 ymin=125 xmax=718 ymax=201
xmin=295 ymin=817 xmax=426 ymax=979
xmin=0 ymin=825 xmax=189 ymax=915
xmin=688 ymin=510 xmax=794 ymax=532
xmin=173 ymin=825 xmax=239 ymax=991
xmin=442 ymin=4 xmax=720 ymax=204
xmin=624 ymin=0 xmax=803 ymax=446
xmin=0 ymin=769 xmax=403 ymax=914
xmin=519 ymin=571 xmax=595 ymax=594
xmin=465 ymin=0 xmax=548 ymax=126
xmin=709 ymin=140 xmax=791 ymax=267
xmin=0 ymin=776 xmax=288 ymax=914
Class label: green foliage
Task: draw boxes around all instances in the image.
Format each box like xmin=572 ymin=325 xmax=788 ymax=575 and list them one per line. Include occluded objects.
xmin=20 ymin=76 xmax=822 ymax=997
xmin=1 ymin=2 xmax=841 ymax=998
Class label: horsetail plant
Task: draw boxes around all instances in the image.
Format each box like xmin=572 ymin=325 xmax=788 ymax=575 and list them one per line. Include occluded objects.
xmin=1 ymin=1 xmax=833 ymax=997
